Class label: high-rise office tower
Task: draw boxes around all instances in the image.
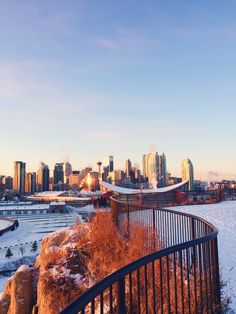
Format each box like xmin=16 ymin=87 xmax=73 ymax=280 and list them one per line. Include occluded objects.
xmin=3 ymin=176 xmax=13 ymax=190
xmin=0 ymin=176 xmax=5 ymax=193
xmin=125 ymin=159 xmax=132 ymax=177
xmin=158 ymin=153 xmax=167 ymax=187
xmin=143 ymin=152 xmax=159 ymax=187
xmin=37 ymin=162 xmax=50 ymax=192
xmin=25 ymin=172 xmax=36 ymax=193
xmin=143 ymin=152 xmax=167 ymax=187
xmin=53 ymin=163 xmax=64 ymax=186
xmin=182 ymin=158 xmax=194 ymax=191
xmin=13 ymin=161 xmax=26 ymax=193
xmin=69 ymin=170 xmax=80 ymax=190
xmin=134 ymin=168 xmax=141 ymax=182
xmin=63 ymin=162 xmax=72 ymax=184
xmin=103 ymin=155 xmax=114 ymax=172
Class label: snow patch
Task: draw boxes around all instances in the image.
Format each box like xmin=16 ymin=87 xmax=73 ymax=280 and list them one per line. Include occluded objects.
xmin=0 ymin=291 xmax=4 ymax=301
xmin=16 ymin=265 xmax=30 ymax=273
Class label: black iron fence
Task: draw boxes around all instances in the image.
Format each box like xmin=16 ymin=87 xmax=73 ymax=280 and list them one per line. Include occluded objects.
xmin=61 ymin=195 xmax=221 ymax=314
xmin=0 ymin=217 xmax=18 ymax=236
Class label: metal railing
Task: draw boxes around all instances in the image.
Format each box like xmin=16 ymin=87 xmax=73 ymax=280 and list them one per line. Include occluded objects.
xmin=0 ymin=217 xmax=18 ymax=236
xmin=61 ymin=195 xmax=221 ymax=314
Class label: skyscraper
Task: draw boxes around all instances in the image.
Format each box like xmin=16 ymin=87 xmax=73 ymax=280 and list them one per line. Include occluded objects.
xmin=63 ymin=162 xmax=72 ymax=185
xmin=103 ymin=155 xmax=114 ymax=172
xmin=3 ymin=176 xmax=13 ymax=190
xmin=142 ymin=152 xmax=159 ymax=187
xmin=53 ymin=163 xmax=64 ymax=186
xmin=125 ymin=159 xmax=132 ymax=177
xmin=69 ymin=170 xmax=80 ymax=190
xmin=143 ymin=152 xmax=167 ymax=187
xmin=37 ymin=162 xmax=50 ymax=192
xmin=13 ymin=161 xmax=26 ymax=194
xmin=158 ymin=153 xmax=167 ymax=187
xmin=25 ymin=172 xmax=36 ymax=194
xmin=182 ymin=158 xmax=194 ymax=191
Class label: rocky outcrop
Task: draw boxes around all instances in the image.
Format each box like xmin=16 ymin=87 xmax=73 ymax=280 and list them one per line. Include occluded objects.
xmin=0 ymin=265 xmax=38 ymax=314
xmin=35 ymin=225 xmax=91 ymax=314
xmin=0 ymin=223 xmax=91 ymax=314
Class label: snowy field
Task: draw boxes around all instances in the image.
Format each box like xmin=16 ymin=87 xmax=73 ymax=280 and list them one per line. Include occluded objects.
xmin=0 ymin=211 xmax=81 ymax=291
xmin=171 ymin=201 xmax=236 ymax=312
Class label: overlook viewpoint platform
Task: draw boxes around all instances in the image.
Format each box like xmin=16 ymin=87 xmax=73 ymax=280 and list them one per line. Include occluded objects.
xmin=61 ymin=185 xmax=221 ymax=314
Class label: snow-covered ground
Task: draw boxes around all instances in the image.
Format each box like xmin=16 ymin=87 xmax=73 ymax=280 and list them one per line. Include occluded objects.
xmin=171 ymin=201 xmax=236 ymax=312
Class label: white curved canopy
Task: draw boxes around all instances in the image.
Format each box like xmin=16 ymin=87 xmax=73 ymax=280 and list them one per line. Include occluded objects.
xmin=100 ymin=180 xmax=188 ymax=195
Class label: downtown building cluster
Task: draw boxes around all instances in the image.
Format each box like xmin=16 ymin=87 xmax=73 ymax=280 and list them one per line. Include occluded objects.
xmin=101 ymin=154 xmax=195 ymax=191
xmin=0 ymin=153 xmax=196 ymax=196
xmin=1 ymin=161 xmax=99 ymax=195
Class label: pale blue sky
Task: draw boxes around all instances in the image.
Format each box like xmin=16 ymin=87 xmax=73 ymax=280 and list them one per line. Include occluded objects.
xmin=0 ymin=0 xmax=236 ymax=180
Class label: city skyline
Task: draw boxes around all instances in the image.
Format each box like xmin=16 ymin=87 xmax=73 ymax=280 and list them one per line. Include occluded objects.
xmin=0 ymin=1 xmax=236 ymax=179
xmin=0 ymin=152 xmax=235 ymax=182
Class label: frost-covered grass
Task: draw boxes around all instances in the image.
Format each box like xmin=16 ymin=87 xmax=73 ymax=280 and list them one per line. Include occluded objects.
xmin=170 ymin=201 xmax=236 ymax=312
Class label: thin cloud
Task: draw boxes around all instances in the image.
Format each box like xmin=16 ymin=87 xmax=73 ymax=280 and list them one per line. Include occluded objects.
xmin=86 ymin=129 xmax=125 ymax=141
xmin=95 ymin=38 xmax=116 ymax=49
xmin=0 ymin=62 xmax=108 ymax=119
xmin=93 ymin=26 xmax=165 ymax=51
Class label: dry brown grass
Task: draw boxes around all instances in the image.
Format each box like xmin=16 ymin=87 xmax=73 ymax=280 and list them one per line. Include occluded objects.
xmin=73 ymin=212 xmax=162 ymax=283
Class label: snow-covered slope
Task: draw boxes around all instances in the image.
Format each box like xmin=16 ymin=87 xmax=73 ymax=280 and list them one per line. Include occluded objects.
xmin=171 ymin=201 xmax=236 ymax=312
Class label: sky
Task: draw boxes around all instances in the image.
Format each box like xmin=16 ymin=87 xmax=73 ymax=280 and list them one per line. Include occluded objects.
xmin=0 ymin=0 xmax=236 ymax=180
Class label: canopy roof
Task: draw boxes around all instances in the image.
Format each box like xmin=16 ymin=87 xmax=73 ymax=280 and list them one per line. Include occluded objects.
xmin=100 ymin=180 xmax=188 ymax=195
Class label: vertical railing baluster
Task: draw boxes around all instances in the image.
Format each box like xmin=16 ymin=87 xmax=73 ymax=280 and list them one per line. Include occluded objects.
xmin=144 ymin=264 xmax=148 ymax=314
xmin=117 ymin=277 xmax=125 ymax=314
xmin=214 ymin=237 xmax=221 ymax=313
xmin=129 ymin=272 xmax=132 ymax=313
xmin=179 ymin=250 xmax=184 ymax=314
xmin=100 ymin=292 xmax=103 ymax=314
xmin=174 ymin=252 xmax=178 ymax=313
xmin=137 ymin=268 xmax=141 ymax=314
xmin=109 ymin=286 xmax=113 ymax=314
xmin=167 ymin=255 xmax=171 ymax=314
xmin=91 ymin=299 xmax=95 ymax=314
xmin=152 ymin=260 xmax=156 ymax=313
xmin=160 ymin=258 xmax=164 ymax=314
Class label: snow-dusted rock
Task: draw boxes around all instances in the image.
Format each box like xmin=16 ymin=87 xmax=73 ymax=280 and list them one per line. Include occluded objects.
xmin=0 ymin=222 xmax=90 ymax=314
xmin=0 ymin=265 xmax=38 ymax=314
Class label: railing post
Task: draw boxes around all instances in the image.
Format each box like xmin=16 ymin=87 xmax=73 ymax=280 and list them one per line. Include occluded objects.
xmin=191 ymin=218 xmax=198 ymax=312
xmin=117 ymin=277 xmax=126 ymax=314
xmin=111 ymin=198 xmax=117 ymax=224
xmin=191 ymin=217 xmax=195 ymax=240
xmin=127 ymin=204 xmax=130 ymax=238
xmin=152 ymin=208 xmax=156 ymax=250
xmin=152 ymin=208 xmax=156 ymax=230
xmin=214 ymin=238 xmax=222 ymax=312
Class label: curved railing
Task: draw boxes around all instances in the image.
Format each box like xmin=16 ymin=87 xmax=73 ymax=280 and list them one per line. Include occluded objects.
xmin=61 ymin=195 xmax=221 ymax=314
xmin=0 ymin=217 xmax=18 ymax=236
